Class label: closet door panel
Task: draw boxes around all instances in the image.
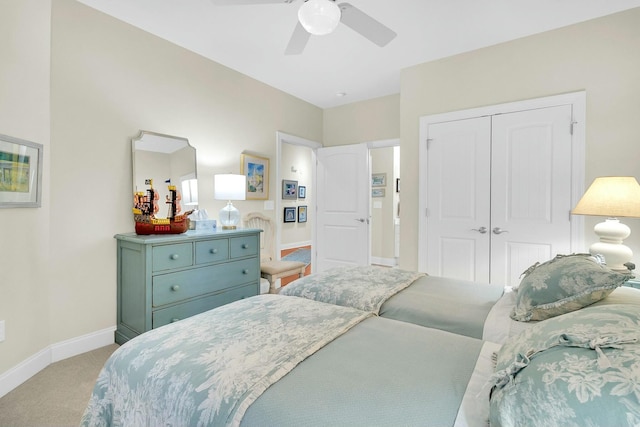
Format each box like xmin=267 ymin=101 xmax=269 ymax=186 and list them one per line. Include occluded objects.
xmin=491 ymin=105 xmax=573 ymax=286
xmin=425 ymin=117 xmax=491 ymax=282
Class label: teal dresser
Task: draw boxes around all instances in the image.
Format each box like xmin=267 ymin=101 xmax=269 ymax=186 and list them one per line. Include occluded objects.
xmin=115 ymin=229 xmax=261 ymax=344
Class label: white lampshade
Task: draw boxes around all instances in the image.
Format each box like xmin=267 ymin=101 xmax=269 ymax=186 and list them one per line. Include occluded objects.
xmin=181 ymin=179 xmax=199 ymax=206
xmin=298 ymin=0 xmax=341 ymax=36
xmin=572 ymin=176 xmax=640 ymax=272
xmin=214 ymin=174 xmax=246 ymax=230
xmin=214 ymin=174 xmax=246 ymax=201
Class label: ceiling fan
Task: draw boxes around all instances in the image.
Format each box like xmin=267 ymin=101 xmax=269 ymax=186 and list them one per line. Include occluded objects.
xmin=210 ymin=0 xmax=397 ymax=55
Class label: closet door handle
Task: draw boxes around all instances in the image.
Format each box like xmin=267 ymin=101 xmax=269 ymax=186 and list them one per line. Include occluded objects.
xmin=471 ymin=227 xmax=487 ymax=234
xmin=493 ymin=227 xmax=509 ymax=235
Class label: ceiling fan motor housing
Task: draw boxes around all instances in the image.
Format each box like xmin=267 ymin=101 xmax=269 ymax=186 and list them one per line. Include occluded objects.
xmin=298 ymin=0 xmax=341 ymax=35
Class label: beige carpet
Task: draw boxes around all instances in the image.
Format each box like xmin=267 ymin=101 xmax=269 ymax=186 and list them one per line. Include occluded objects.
xmin=0 ymin=344 xmax=118 ymax=427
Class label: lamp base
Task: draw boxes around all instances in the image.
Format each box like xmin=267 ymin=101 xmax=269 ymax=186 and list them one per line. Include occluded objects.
xmin=590 ymin=218 xmax=633 ymax=272
xmin=219 ymin=201 xmax=240 ymax=230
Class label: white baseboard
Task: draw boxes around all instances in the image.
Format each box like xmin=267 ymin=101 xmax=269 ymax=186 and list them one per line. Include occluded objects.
xmin=0 ymin=326 xmax=115 ymax=399
xmin=371 ymin=256 xmax=397 ymax=267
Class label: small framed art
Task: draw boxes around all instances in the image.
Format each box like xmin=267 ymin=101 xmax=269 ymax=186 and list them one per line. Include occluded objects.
xmin=372 ymin=173 xmax=386 ymax=187
xmin=282 ymin=179 xmax=298 ymax=200
xmin=284 ymin=207 xmax=296 ymax=223
xmin=241 ymin=153 xmax=269 ymax=200
xmin=372 ymin=188 xmax=385 ymax=198
xmin=298 ymin=185 xmax=306 ymax=199
xmin=298 ymin=205 xmax=307 ymax=223
xmin=0 ymin=134 xmax=43 ymax=208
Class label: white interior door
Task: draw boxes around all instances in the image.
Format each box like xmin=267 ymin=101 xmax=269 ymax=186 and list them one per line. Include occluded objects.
xmin=425 ymin=117 xmax=492 ymax=282
xmin=490 ymin=105 xmax=573 ymax=286
xmin=316 ymin=143 xmax=370 ymax=272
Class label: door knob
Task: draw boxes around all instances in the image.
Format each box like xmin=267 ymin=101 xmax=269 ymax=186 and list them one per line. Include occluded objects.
xmin=355 ymin=218 xmax=369 ymax=223
xmin=493 ymin=227 xmax=509 ymax=234
xmin=471 ymin=227 xmax=488 ymax=234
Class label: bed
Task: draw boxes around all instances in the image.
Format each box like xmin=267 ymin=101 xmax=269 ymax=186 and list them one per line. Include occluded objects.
xmin=279 ymin=255 xmax=637 ymax=344
xmin=81 ymin=295 xmax=498 ymax=427
xmin=83 ymin=255 xmax=640 ymax=426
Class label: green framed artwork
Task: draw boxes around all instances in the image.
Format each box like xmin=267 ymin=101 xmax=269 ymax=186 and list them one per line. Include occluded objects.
xmin=0 ymin=134 xmax=43 ymax=208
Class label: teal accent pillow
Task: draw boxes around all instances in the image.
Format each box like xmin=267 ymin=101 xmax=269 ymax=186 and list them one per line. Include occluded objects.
xmin=511 ymin=254 xmax=632 ymax=322
xmin=490 ymin=304 xmax=640 ymax=427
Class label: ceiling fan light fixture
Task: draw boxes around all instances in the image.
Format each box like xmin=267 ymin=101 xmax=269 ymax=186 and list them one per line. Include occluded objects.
xmin=298 ymin=0 xmax=341 ymax=36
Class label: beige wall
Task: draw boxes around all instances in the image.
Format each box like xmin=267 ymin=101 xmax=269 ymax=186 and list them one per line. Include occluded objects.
xmin=323 ymin=94 xmax=400 ymax=146
xmin=48 ymin=0 xmax=322 ymax=341
xmin=1 ymin=0 xmax=322 ymax=382
xmin=399 ymin=8 xmax=640 ymax=270
xmin=0 ymin=0 xmax=51 ymax=374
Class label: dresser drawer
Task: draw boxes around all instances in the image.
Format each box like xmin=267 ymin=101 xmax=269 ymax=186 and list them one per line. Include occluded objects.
xmin=195 ymin=238 xmax=229 ymax=265
xmin=152 ymin=283 xmax=258 ymax=328
xmin=152 ymin=257 xmax=260 ymax=307
xmin=152 ymin=243 xmax=193 ymax=272
xmin=230 ymin=235 xmax=259 ymax=259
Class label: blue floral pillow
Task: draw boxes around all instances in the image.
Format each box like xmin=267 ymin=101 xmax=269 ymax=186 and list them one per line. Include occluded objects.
xmin=511 ymin=254 xmax=632 ymax=321
xmin=490 ymin=304 xmax=640 ymax=426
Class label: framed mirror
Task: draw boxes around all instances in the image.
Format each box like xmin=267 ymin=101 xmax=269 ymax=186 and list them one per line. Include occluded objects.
xmin=132 ymin=131 xmax=197 ymax=219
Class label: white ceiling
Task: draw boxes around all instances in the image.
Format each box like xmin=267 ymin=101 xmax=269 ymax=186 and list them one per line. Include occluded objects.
xmin=77 ymin=0 xmax=640 ymax=109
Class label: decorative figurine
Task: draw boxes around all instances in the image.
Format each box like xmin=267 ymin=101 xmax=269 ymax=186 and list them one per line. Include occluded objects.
xmin=132 ymin=179 xmax=193 ymax=235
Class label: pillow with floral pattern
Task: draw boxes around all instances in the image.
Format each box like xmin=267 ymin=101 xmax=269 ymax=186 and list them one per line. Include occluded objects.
xmin=510 ymin=254 xmax=632 ymax=322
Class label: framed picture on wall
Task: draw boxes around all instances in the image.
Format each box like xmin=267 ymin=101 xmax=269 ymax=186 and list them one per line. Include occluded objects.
xmin=372 ymin=188 xmax=385 ymax=198
xmin=282 ymin=179 xmax=298 ymax=200
xmin=298 ymin=205 xmax=307 ymax=223
xmin=298 ymin=185 xmax=306 ymax=199
xmin=0 ymin=134 xmax=43 ymax=208
xmin=241 ymin=153 xmax=269 ymax=200
xmin=372 ymin=173 xmax=386 ymax=187
xmin=284 ymin=207 xmax=296 ymax=223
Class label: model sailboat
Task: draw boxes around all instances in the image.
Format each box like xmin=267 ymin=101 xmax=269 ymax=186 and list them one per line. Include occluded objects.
xmin=133 ymin=179 xmax=193 ymax=235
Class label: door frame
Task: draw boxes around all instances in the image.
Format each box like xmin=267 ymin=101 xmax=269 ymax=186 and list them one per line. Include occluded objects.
xmin=275 ymin=131 xmax=322 ymax=268
xmin=417 ymin=91 xmax=586 ymax=273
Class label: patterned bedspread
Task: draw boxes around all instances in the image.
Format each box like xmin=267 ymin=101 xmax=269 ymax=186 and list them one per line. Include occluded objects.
xmin=81 ymin=295 xmax=371 ymax=427
xmin=279 ymin=265 xmax=425 ymax=314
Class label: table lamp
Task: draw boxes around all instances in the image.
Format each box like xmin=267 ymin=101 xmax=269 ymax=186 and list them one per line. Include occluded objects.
xmin=214 ymin=174 xmax=246 ymax=230
xmin=571 ymin=176 xmax=640 ymax=272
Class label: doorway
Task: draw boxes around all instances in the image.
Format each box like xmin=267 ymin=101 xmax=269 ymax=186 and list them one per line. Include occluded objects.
xmin=370 ymin=142 xmax=400 ymax=267
xmin=275 ymin=132 xmax=321 ymax=276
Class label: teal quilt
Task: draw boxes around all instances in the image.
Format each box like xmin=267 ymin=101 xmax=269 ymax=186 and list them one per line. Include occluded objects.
xmin=81 ymin=295 xmax=370 ymax=427
xmin=279 ymin=265 xmax=425 ymax=314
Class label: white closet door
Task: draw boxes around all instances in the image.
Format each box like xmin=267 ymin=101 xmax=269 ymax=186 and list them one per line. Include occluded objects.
xmin=490 ymin=105 xmax=573 ymax=286
xmin=425 ymin=117 xmax=491 ymax=282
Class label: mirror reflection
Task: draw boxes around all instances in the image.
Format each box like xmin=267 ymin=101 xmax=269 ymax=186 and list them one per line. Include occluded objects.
xmin=132 ymin=131 xmax=197 ymax=219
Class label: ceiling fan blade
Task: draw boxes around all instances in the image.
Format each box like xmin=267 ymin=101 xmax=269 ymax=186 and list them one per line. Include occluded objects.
xmin=338 ymin=2 xmax=396 ymax=47
xmin=285 ymin=22 xmax=311 ymax=55
xmin=210 ymin=0 xmax=296 ymax=5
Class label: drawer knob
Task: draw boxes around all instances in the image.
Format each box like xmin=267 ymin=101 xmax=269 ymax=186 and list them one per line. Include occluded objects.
xmin=210 ymin=248 xmax=218 ymax=254
xmin=170 ymin=254 xmax=179 ymax=260
xmin=242 ymin=269 xmax=249 ymax=275
xmin=171 ymin=318 xmax=180 ymax=323
xmin=242 ymin=243 xmax=249 ymax=249
xmin=171 ymin=285 xmax=180 ymax=292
